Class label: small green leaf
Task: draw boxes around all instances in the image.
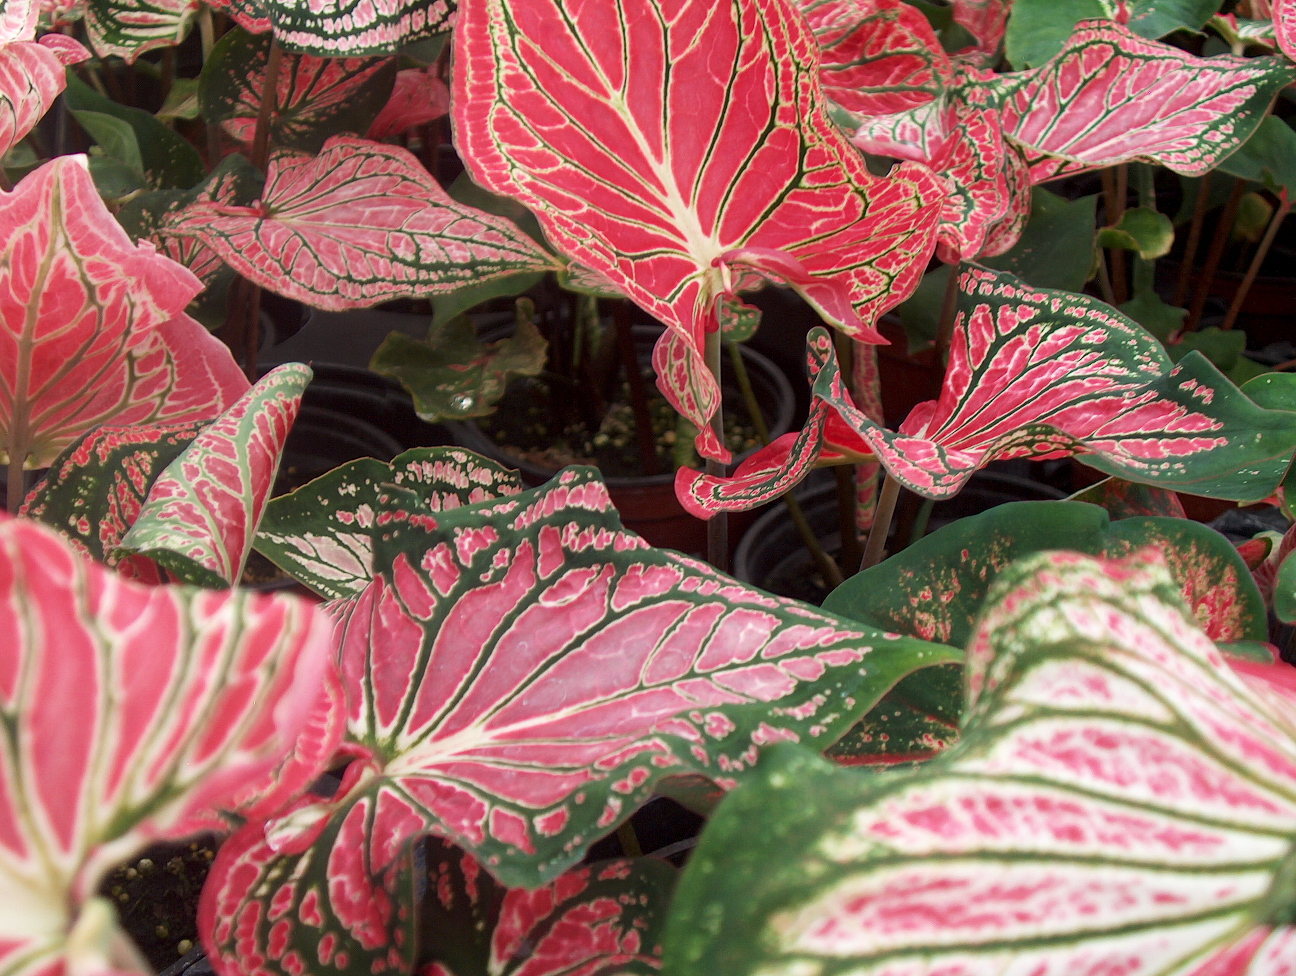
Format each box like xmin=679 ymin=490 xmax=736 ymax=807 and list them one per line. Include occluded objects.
xmin=430 ymin=271 xmax=544 ymax=332
xmin=1119 ymin=286 xmax=1186 ymax=341
xmin=718 ymin=296 xmax=761 ymax=342
xmin=895 ymin=263 xmax=951 ymax=354
xmin=1168 ymin=326 xmax=1246 ymax=370
xmin=370 ymin=316 xmax=548 ymax=422
xmin=156 ymin=78 xmax=200 ymax=121
xmin=1233 ymin=191 xmax=1275 ymax=242
xmin=87 ymin=155 xmax=148 ymax=201
xmin=72 ymin=110 xmax=144 ymax=175
xmin=1096 ymin=206 xmax=1174 ymax=258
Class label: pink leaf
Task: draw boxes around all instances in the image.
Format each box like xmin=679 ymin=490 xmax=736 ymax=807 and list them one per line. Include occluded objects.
xmin=166 ymin=136 xmax=559 ymax=311
xmin=1274 ymin=0 xmax=1296 ymax=60
xmin=0 ymin=158 xmax=246 ymax=470
xmin=367 ymin=67 xmax=450 ymax=139
xmin=951 ymin=0 xmax=1011 ymax=62
xmin=0 ymin=0 xmax=37 ymax=44
xmin=36 ymin=33 xmax=88 ymax=64
xmin=453 ymin=0 xmax=944 ymax=461
xmin=0 ymin=39 xmax=68 ymax=160
xmin=0 ymin=515 xmax=337 ymax=976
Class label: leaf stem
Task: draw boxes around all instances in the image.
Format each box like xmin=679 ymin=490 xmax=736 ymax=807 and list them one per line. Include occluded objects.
xmin=933 ymin=263 xmax=960 ymax=363
xmin=704 ymin=328 xmax=728 ymax=572
xmin=616 ymin=820 xmax=642 ymax=858
xmin=1185 ymin=178 xmax=1246 ymax=331
xmin=860 ymin=474 xmax=901 ymax=571
xmin=1095 ymin=250 xmax=1117 ymax=306
xmin=1222 ymin=191 xmax=1289 ymax=331
xmin=728 ymin=341 xmax=843 ymax=589
xmin=250 ymin=36 xmax=283 ymax=173
xmin=1175 ymin=172 xmax=1212 ymax=307
xmin=6 ymin=452 xmax=24 ymax=514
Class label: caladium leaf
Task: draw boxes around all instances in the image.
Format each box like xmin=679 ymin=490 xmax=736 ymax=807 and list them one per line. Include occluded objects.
xmin=420 ymin=844 xmax=673 ymax=976
xmin=19 ymin=418 xmax=205 ymax=582
xmin=0 ymin=157 xmax=246 ymax=471
xmin=205 ymin=0 xmax=454 ymax=57
xmin=1275 ymin=0 xmax=1296 ymax=59
xmin=661 ymin=549 xmax=1296 ymax=976
xmin=996 ymin=21 xmax=1296 ymax=178
xmin=0 ymin=36 xmax=67 ymax=159
xmin=253 ymin=446 xmax=524 ymax=601
xmin=115 ymin=363 xmax=311 ymax=588
xmin=1068 ymin=475 xmax=1188 ymax=518
xmin=198 ymin=467 xmax=958 ymax=976
xmin=199 ymin=27 xmax=396 ymax=154
xmin=0 ymin=0 xmax=37 ymax=42
xmin=952 ymin=0 xmax=1011 ymax=60
xmin=676 ymin=267 xmax=1296 ymax=513
xmin=83 ymin=0 xmax=196 ymax=61
xmin=824 ymin=499 xmax=1269 ymax=648
xmin=0 ymin=515 xmax=337 ymax=976
xmin=166 ymin=136 xmax=560 ymax=311
xmin=367 ymin=66 xmax=450 ymax=139
xmin=370 ymin=315 xmax=548 ymax=423
xmin=823 ymin=662 xmax=961 ymax=768
xmin=453 ymin=0 xmax=945 ymax=462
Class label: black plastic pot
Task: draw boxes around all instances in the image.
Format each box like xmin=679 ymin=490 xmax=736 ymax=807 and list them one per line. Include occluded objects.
xmin=734 ymin=467 xmax=1068 ymax=606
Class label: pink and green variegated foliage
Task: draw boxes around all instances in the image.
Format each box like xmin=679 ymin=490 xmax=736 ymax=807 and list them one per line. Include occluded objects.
xmin=677 ymin=267 xmax=1296 ymax=513
xmin=253 ymin=446 xmax=523 ymax=601
xmin=19 ymin=417 xmax=206 ymax=583
xmin=205 ymin=0 xmax=452 ymax=56
xmin=661 ymin=549 xmax=1296 ymax=976
xmin=453 ymin=0 xmax=944 ymax=462
xmin=114 ymin=363 xmax=310 ymax=588
xmin=1276 ymin=0 xmax=1296 ymax=59
xmin=367 ymin=67 xmax=450 ymax=140
xmin=417 ymin=841 xmax=674 ymax=976
xmin=1068 ymin=475 xmax=1188 ymax=519
xmin=83 ymin=0 xmax=195 ymax=61
xmin=952 ymin=0 xmax=1011 ymax=62
xmin=0 ymin=0 xmax=88 ymax=160
xmin=0 ymin=157 xmax=246 ymax=471
xmin=163 ymin=137 xmax=560 ymax=311
xmin=0 ymin=515 xmax=337 ymax=976
xmin=198 ymin=467 xmax=957 ymax=976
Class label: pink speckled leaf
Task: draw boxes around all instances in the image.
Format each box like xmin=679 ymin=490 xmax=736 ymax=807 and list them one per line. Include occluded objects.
xmin=798 ymin=0 xmax=952 ymax=116
xmin=0 ymin=515 xmax=337 ymax=976
xmin=114 ymin=363 xmax=310 ymax=588
xmin=663 ymin=549 xmax=1296 ymax=976
xmin=677 ymin=267 xmax=1296 ymax=513
xmin=197 ymin=467 xmax=955 ymax=976
xmin=453 ymin=0 xmax=944 ymax=462
xmin=996 ymin=20 xmax=1296 ymax=178
xmin=367 ymin=66 xmax=450 ymax=139
xmin=0 ymin=157 xmax=246 ymax=471
xmin=1274 ymin=0 xmax=1296 ymax=59
xmin=166 ymin=136 xmax=559 ymax=311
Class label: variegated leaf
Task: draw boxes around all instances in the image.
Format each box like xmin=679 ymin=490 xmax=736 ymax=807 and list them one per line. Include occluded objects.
xmin=952 ymin=0 xmax=1011 ymax=61
xmin=114 ymin=364 xmax=310 ymax=588
xmin=200 ymin=27 xmax=396 ymax=153
xmin=0 ymin=515 xmax=337 ymax=976
xmin=676 ymin=267 xmax=1296 ymax=512
xmin=0 ymin=157 xmax=247 ymax=471
xmin=662 ymin=550 xmax=1296 ymax=976
xmin=19 ymin=418 xmax=205 ymax=582
xmin=206 ymin=0 xmax=453 ymax=57
xmin=165 ymin=136 xmax=559 ymax=311
xmin=1278 ymin=0 xmax=1296 ymax=58
xmin=1068 ymin=475 xmax=1188 ymax=518
xmin=254 ymin=446 xmax=523 ymax=601
xmin=824 ymin=500 xmax=1269 ymax=648
xmin=0 ymin=37 xmax=70 ymax=160
xmin=367 ymin=66 xmax=450 ymax=139
xmin=996 ymin=20 xmax=1296 ymax=178
xmin=824 ymin=662 xmax=961 ymax=768
xmin=83 ymin=0 xmax=195 ymax=61
xmin=453 ymin=0 xmax=944 ymax=462
xmin=0 ymin=0 xmax=37 ymax=43
xmin=798 ymin=0 xmax=952 ymax=116
xmin=198 ymin=467 xmax=957 ymax=976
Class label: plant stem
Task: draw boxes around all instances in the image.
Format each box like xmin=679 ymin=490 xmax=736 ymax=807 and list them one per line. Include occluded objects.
xmin=6 ymin=452 xmax=24 ymax=514
xmin=1112 ymin=165 xmax=1129 ymax=304
xmin=830 ymin=332 xmax=862 ymax=572
xmin=728 ymin=341 xmax=843 ymax=589
xmin=614 ymin=301 xmax=658 ymax=477
xmin=1175 ymin=173 xmax=1212 ymax=307
xmin=1222 ymin=191 xmax=1289 ymax=331
xmin=860 ymin=474 xmax=901 ymax=571
xmin=250 ymin=36 xmax=282 ymax=172
xmin=933 ymin=263 xmax=960 ymax=362
xmin=1095 ymin=250 xmax=1117 ymax=306
xmin=616 ymin=821 xmax=642 ymax=858
xmin=199 ymin=6 xmax=221 ymax=164
xmin=704 ymin=328 xmax=728 ymax=572
xmin=1185 ymin=178 xmax=1246 ymax=331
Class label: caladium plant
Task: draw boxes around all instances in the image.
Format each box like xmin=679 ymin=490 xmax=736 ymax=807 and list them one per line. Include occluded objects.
xmin=678 ymin=267 xmax=1296 ymax=513
xmin=661 ymin=548 xmax=1296 ymax=976
xmin=0 ymin=0 xmax=87 ymax=160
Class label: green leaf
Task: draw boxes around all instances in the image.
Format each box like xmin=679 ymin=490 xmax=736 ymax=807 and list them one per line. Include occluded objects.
xmin=1168 ymin=326 xmax=1246 ymax=369
xmin=370 ymin=315 xmax=548 ymax=423
xmin=1096 ymin=206 xmax=1174 ymax=258
xmin=71 ymin=109 xmax=144 ymax=175
xmin=1118 ymin=285 xmax=1186 ymax=340
xmin=253 ymin=446 xmax=524 ymax=600
xmin=979 ymin=189 xmax=1097 ymax=292
xmin=1126 ymin=0 xmax=1222 ymax=41
xmin=718 ymin=296 xmax=761 ymax=342
xmin=824 ymin=500 xmax=1268 ymax=647
xmin=895 ymin=263 xmax=951 ymax=355
xmin=156 ymin=77 xmax=200 ymax=121
xmin=824 ymin=663 xmax=962 ymax=769
xmin=64 ymin=72 xmax=204 ymax=190
xmin=429 ymin=272 xmax=544 ymax=333
xmin=446 ymin=170 xmax=547 ymax=248
xmin=1274 ymin=551 xmax=1296 ymax=623
xmin=1217 ymin=114 xmax=1296 ymax=194
xmin=87 ymin=154 xmax=148 ymax=201
xmin=1067 ymin=476 xmax=1186 ymax=518
xmin=1005 ymin=0 xmax=1110 ymax=67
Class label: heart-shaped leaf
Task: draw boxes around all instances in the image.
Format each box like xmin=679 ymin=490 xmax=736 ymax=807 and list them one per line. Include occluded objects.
xmin=253 ymin=446 xmax=524 ymax=600
xmin=824 ymin=500 xmax=1269 ymax=648
xmin=370 ymin=315 xmax=548 ymax=423
xmin=677 ymin=267 xmax=1296 ymax=513
xmin=0 ymin=157 xmax=246 ymax=473
xmin=206 ymin=0 xmax=454 ymax=56
xmin=0 ymin=515 xmax=337 ymax=976
xmin=1096 ymin=205 xmax=1175 ymax=259
xmin=197 ymin=467 xmax=957 ymax=976
xmin=199 ymin=27 xmax=396 ymax=153
xmin=165 ymin=136 xmax=560 ymax=311
xmin=453 ymin=0 xmax=945 ymax=462
xmin=115 ymin=363 xmax=311 ymax=588
xmin=661 ymin=549 xmax=1296 ymax=976
xmin=83 ymin=0 xmax=196 ymax=61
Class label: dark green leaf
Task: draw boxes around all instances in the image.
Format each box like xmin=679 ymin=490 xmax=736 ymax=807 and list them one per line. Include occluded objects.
xmin=979 ymin=189 xmax=1096 ymax=292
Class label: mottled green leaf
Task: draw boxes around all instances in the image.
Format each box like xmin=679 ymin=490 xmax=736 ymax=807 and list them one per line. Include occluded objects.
xmin=1219 ymin=115 xmax=1296 ymax=194
xmin=824 ymin=663 xmax=961 ymax=768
